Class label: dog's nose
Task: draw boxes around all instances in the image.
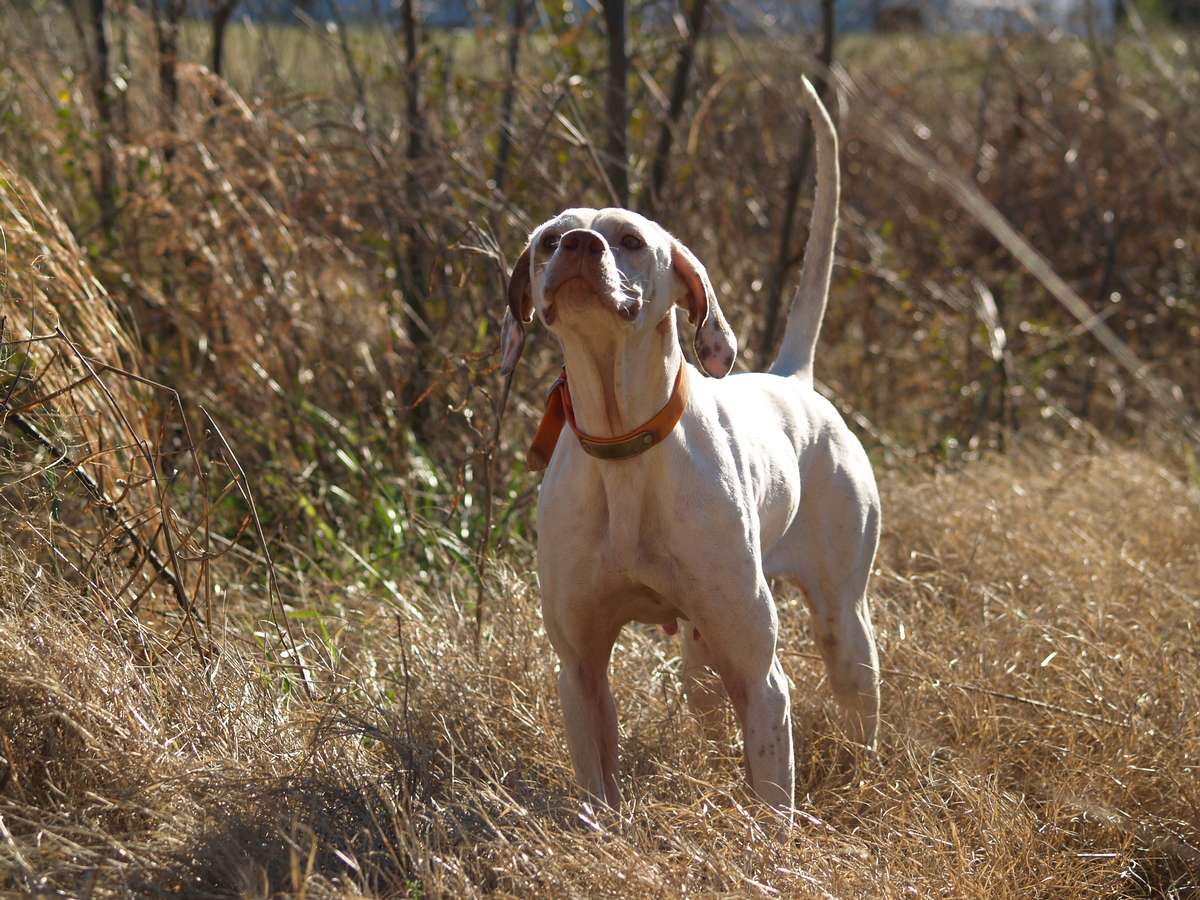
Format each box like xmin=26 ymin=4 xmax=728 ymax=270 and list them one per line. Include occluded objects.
xmin=559 ymin=229 xmax=606 ymax=255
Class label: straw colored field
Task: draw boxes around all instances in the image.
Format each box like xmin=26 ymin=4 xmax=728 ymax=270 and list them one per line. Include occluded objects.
xmin=2 ymin=441 xmax=1196 ymax=897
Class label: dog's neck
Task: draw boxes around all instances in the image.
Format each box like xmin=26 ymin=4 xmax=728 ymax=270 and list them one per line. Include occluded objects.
xmin=554 ymin=310 xmax=681 ymax=437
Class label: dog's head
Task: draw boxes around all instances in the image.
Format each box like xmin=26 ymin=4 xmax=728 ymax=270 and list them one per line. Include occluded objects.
xmin=499 ymin=208 xmax=736 ymax=378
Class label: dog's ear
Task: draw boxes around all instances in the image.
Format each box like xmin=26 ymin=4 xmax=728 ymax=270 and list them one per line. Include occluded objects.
xmin=500 ymin=243 xmax=534 ymax=375
xmin=499 ymin=307 xmax=526 ymax=376
xmin=507 ymin=242 xmax=534 ymax=324
xmin=671 ymin=239 xmax=736 ymax=378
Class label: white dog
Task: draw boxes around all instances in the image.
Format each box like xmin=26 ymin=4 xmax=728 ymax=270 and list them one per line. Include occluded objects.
xmin=499 ymin=78 xmax=880 ymax=816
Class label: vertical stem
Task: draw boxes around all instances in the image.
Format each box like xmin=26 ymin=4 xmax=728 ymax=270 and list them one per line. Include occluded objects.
xmin=89 ymin=0 xmax=117 ymax=236
xmin=210 ymin=0 xmax=238 ymax=83
xmin=403 ymin=0 xmax=423 ymax=164
xmin=328 ymin=0 xmax=370 ymax=129
xmin=760 ymin=0 xmax=835 ymax=357
xmin=115 ymin=0 xmax=132 ymax=142
xmin=971 ymin=38 xmax=1001 ymax=184
xmin=474 ymin=367 xmax=517 ymax=654
xmin=1082 ymin=11 xmax=1119 ymax=425
xmin=642 ymin=0 xmax=707 ymax=216
xmin=602 ymin=0 xmax=629 ymax=207
xmin=493 ymin=0 xmax=527 ymax=192
xmin=400 ymin=0 xmax=430 ymax=429
xmin=151 ymin=0 xmax=184 ymax=163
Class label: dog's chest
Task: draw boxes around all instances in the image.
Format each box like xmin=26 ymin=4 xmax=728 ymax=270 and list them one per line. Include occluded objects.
xmin=538 ymin=453 xmax=677 ymax=587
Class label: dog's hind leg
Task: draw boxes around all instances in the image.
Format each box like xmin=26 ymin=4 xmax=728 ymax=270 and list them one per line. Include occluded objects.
xmin=767 ymin=475 xmax=882 ymax=750
xmin=798 ymin=576 xmax=880 ymax=751
xmin=679 ymin=621 xmax=727 ymax=738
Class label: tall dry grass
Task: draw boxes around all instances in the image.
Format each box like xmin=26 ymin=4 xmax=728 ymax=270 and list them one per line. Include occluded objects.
xmin=2 ymin=433 xmax=1196 ymax=895
xmin=1 ymin=12 xmax=1197 ymax=484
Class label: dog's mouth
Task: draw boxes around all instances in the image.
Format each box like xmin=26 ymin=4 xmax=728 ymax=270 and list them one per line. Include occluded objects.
xmin=614 ymin=283 xmax=643 ymax=321
xmin=544 ymin=264 xmax=643 ymax=324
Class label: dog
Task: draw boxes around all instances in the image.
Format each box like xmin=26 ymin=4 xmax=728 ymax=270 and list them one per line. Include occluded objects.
xmin=498 ymin=77 xmax=880 ymax=817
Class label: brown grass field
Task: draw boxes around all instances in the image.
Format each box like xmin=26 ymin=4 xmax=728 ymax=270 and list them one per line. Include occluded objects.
xmin=1 ymin=5 xmax=1198 ymax=897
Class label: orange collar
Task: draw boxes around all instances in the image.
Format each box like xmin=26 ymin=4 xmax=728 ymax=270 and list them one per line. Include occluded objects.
xmin=528 ymin=363 xmax=688 ymax=471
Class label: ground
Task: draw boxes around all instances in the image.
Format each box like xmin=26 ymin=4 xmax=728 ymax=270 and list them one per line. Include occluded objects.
xmin=2 ymin=445 xmax=1196 ymax=897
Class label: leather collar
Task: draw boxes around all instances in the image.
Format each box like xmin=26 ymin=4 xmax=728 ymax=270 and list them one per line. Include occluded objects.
xmin=528 ymin=363 xmax=688 ymax=471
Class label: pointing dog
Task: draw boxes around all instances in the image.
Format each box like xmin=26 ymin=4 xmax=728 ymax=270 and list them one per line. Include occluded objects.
xmin=500 ymin=78 xmax=880 ymax=817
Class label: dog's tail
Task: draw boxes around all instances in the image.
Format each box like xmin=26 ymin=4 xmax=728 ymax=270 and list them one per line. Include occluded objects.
xmin=768 ymin=76 xmax=839 ymax=385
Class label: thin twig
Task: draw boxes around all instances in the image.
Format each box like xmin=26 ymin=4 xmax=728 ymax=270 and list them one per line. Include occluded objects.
xmin=0 ymin=406 xmax=199 ymax=625
xmin=54 ymin=330 xmax=208 ymax=658
xmin=474 ymin=362 xmax=518 ymax=655
xmin=200 ymin=407 xmax=314 ymax=700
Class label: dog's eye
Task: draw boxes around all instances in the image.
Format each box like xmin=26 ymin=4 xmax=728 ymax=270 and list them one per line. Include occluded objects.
xmin=620 ymin=234 xmax=645 ymax=251
xmin=541 ymin=233 xmax=560 ymax=251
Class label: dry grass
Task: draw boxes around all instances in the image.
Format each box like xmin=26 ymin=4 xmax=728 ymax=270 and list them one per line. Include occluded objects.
xmin=2 ymin=441 xmax=1197 ymax=897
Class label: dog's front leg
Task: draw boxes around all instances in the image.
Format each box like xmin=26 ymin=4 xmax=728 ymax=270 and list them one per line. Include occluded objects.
xmin=543 ymin=603 xmax=623 ymax=809
xmin=556 ymin=651 xmax=622 ymax=808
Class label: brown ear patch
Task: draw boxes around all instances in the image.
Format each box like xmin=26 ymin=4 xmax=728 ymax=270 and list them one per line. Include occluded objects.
xmin=499 ymin=307 xmax=526 ymax=375
xmin=500 ymin=242 xmax=534 ymax=374
xmin=507 ymin=243 xmax=534 ymax=325
xmin=670 ymin=238 xmax=737 ymax=378
xmin=696 ymin=336 xmax=735 ymax=378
